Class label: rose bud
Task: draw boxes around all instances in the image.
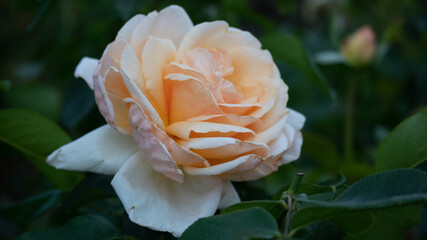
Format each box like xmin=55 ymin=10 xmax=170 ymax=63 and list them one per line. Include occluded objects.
xmin=341 ymin=25 xmax=376 ymax=67
xmin=47 ymin=5 xmax=305 ymax=237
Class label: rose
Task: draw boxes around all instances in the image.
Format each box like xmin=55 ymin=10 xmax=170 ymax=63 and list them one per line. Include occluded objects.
xmin=341 ymin=25 xmax=376 ymax=68
xmin=47 ymin=5 xmax=305 ymax=237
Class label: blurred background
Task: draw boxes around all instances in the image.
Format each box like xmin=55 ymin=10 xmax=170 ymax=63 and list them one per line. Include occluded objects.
xmin=1 ymin=0 xmax=426 ymax=239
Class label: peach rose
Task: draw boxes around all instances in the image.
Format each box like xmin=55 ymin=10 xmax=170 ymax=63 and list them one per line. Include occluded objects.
xmin=47 ymin=5 xmax=305 ymax=237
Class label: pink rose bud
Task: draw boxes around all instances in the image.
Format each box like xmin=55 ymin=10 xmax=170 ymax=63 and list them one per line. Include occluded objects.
xmin=341 ymin=25 xmax=376 ymax=67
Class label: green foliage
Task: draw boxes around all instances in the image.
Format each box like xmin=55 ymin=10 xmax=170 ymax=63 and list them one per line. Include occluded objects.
xmin=261 ymin=32 xmax=336 ymax=100
xmin=181 ymin=207 xmax=280 ymax=240
xmin=292 ymin=169 xmax=427 ymax=238
xmin=0 ymin=190 xmax=63 ymax=224
xmin=3 ymin=85 xmax=61 ymax=121
xmin=62 ymin=175 xmax=116 ymax=215
xmin=375 ymin=108 xmax=427 ymax=171
xmin=0 ymin=109 xmax=83 ymax=191
xmin=221 ymin=200 xmax=286 ymax=219
xmin=16 ymin=215 xmax=122 ymax=240
xmin=334 ymin=206 xmax=422 ymax=240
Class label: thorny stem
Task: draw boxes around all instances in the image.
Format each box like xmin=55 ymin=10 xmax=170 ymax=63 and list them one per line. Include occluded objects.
xmin=283 ymin=173 xmax=304 ymax=237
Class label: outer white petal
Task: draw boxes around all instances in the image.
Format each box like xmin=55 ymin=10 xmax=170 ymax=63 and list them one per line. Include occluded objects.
xmin=74 ymin=57 xmax=98 ymax=89
xmin=218 ymin=181 xmax=240 ymax=210
xmin=112 ymin=152 xmax=222 ymax=237
xmin=282 ymin=131 xmax=303 ymax=164
xmin=47 ymin=125 xmax=138 ymax=175
xmin=287 ymin=109 xmax=306 ymax=130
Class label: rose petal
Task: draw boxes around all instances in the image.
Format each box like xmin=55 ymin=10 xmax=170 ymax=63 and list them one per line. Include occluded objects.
xmin=99 ymin=41 xmax=126 ymax=78
xmin=218 ymin=102 xmax=261 ymax=115
xmin=248 ymin=111 xmax=289 ymax=144
xmin=178 ymin=21 xmax=261 ymax=58
xmin=229 ymin=47 xmax=280 ymax=85
xmin=142 ymin=36 xmax=177 ymax=124
xmin=222 ymin=133 xmax=290 ymax=181
xmin=111 ymin=151 xmax=222 ymax=237
xmin=250 ymin=96 xmax=276 ymax=119
xmin=184 ymin=154 xmax=262 ymax=176
xmin=116 ymin=14 xmax=145 ymax=43
xmin=287 ymin=109 xmax=306 ymax=130
xmin=74 ymin=57 xmax=98 ymax=89
xmin=182 ymin=47 xmax=216 ymax=82
xmin=120 ymin=44 xmax=147 ymax=95
xmin=178 ymin=137 xmax=269 ymax=160
xmin=167 ymin=121 xmax=255 ymax=140
xmin=149 ymin=5 xmax=193 ymax=47
xmin=282 ymin=130 xmax=303 ymax=164
xmin=128 ymin=102 xmax=184 ymax=183
xmin=121 ymin=70 xmax=165 ymax=131
xmin=258 ymin=83 xmax=289 ymax=131
xmin=164 ymin=62 xmax=206 ymax=81
xmin=47 ymin=125 xmax=138 ymax=175
xmin=222 ymin=153 xmax=283 ymax=181
xmin=166 ymin=74 xmax=223 ymax=122
xmin=130 ymin=11 xmax=158 ymax=57
xmin=128 ymin=100 xmax=207 ymax=167
xmin=130 ymin=5 xmax=193 ymax=56
xmin=237 ymin=77 xmax=280 ymax=106
xmin=222 ymin=123 xmax=302 ymax=181
xmin=187 ymin=114 xmax=261 ymax=132
xmin=93 ymin=66 xmax=130 ymax=135
xmin=218 ymin=181 xmax=240 ymax=210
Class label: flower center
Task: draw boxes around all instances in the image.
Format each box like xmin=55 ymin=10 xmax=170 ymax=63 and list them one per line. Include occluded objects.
xmin=165 ymin=48 xmax=259 ymax=105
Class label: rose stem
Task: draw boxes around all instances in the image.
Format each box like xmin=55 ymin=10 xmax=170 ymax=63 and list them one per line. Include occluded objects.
xmin=284 ymin=172 xmax=304 ymax=237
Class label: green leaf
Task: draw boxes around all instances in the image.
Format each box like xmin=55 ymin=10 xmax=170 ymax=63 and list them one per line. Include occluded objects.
xmin=0 ymin=109 xmax=83 ymax=191
xmin=3 ymin=85 xmax=61 ymax=121
xmin=221 ymin=200 xmax=286 ymax=219
xmin=292 ymin=169 xmax=427 ymax=235
xmin=294 ymin=220 xmax=344 ymax=240
xmin=261 ymin=32 xmax=336 ymax=100
xmin=273 ymin=173 xmax=346 ymax=200
xmin=334 ymin=205 xmax=422 ymax=240
xmin=375 ymin=108 xmax=427 ymax=171
xmin=332 ymin=212 xmax=375 ymax=237
xmin=16 ymin=215 xmax=122 ymax=240
xmin=181 ymin=207 xmax=280 ymax=240
xmin=0 ymin=190 xmax=63 ymax=224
